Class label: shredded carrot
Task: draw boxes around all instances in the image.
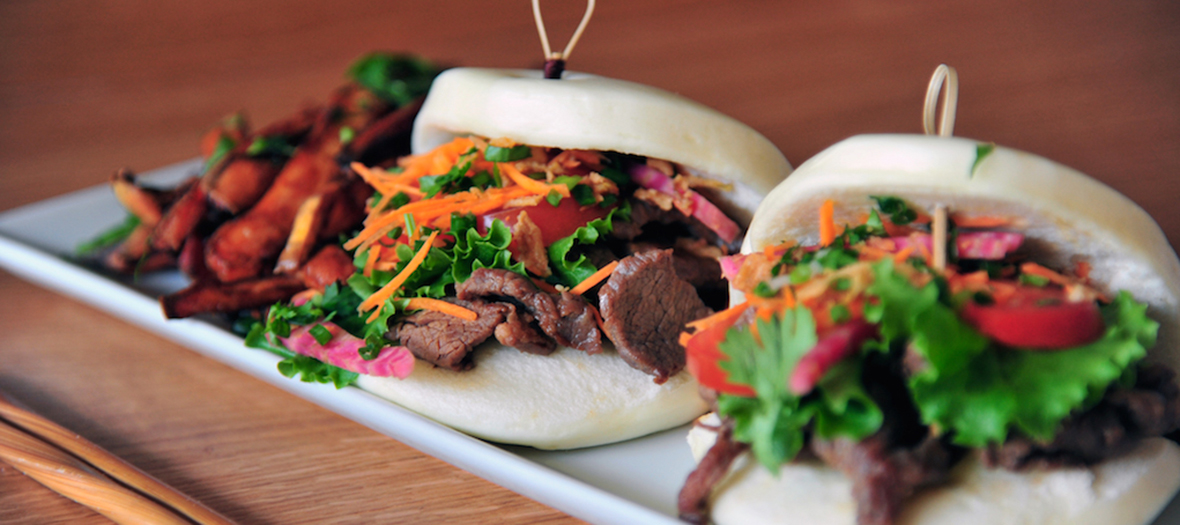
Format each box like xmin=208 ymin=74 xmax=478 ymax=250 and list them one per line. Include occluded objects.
xmin=819 ymin=199 xmax=837 ymax=247
xmin=857 ymin=245 xmax=893 ymax=261
xmin=530 ymin=277 xmax=562 ymax=295
xmin=892 ymin=246 xmax=915 ymax=263
xmin=570 ymin=260 xmax=619 ymax=295
xmin=500 ymin=162 xmax=571 ymax=198
xmin=363 ymin=245 xmax=380 ymax=277
xmin=685 ymin=301 xmax=751 ymax=333
xmin=405 ymin=297 xmax=478 ymax=321
xmin=1021 ymin=262 xmax=1073 ymax=286
xmin=951 ymin=214 xmax=1013 ymax=229
xmin=358 ymin=230 xmax=440 ymax=313
xmin=590 ymin=304 xmax=608 ymax=336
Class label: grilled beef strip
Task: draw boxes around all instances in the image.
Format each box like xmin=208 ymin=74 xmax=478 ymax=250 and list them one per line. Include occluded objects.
xmin=457 ymin=268 xmax=602 ymax=354
xmin=394 ymin=299 xmax=511 ymax=371
xmin=598 ymin=249 xmax=712 ymax=383
xmin=677 ymin=419 xmax=748 ymax=525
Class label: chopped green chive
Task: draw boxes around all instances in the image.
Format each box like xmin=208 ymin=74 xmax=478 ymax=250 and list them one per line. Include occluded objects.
xmin=484 ymin=144 xmax=531 ymax=162
xmin=309 ymin=324 xmax=334 ymax=346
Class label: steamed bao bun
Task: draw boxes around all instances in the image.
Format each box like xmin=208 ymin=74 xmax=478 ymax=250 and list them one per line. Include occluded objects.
xmin=358 ymin=68 xmax=793 ymax=450
xmin=694 ymin=134 xmax=1180 ymax=523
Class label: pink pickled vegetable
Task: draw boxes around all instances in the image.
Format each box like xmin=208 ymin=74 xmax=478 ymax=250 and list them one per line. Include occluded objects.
xmin=630 ymin=165 xmax=741 ymax=244
xmin=282 ymin=322 xmax=414 ymax=378
xmin=719 ymin=254 xmax=746 ymax=282
xmin=956 ymin=231 xmax=1024 ymax=259
xmin=789 ymin=321 xmax=877 ymax=395
xmin=890 ymin=232 xmax=1023 ymax=260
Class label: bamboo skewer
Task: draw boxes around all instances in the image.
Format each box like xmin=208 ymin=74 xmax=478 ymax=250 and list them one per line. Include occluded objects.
xmin=0 ymin=391 xmax=234 ymax=525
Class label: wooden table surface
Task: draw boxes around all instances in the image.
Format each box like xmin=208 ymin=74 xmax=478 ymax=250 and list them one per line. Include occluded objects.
xmin=1 ymin=1 xmax=1177 ymax=523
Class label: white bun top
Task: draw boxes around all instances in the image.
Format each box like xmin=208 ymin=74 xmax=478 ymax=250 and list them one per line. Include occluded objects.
xmin=411 ymin=67 xmax=793 ymax=223
xmin=744 ymin=134 xmax=1180 ymax=365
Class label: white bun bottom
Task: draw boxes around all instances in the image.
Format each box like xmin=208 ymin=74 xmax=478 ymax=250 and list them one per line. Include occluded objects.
xmin=688 ymin=415 xmax=1180 ymax=525
xmin=358 ymin=345 xmax=707 ymax=450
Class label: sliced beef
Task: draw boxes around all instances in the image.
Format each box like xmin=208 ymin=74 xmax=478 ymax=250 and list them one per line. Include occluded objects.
xmin=493 ymin=306 xmax=555 ymax=355
xmin=628 ymin=241 xmax=727 ymax=310
xmin=394 ymin=299 xmax=510 ymax=371
xmin=984 ymin=362 xmax=1180 ymax=470
xmin=677 ymin=420 xmax=748 ymax=525
xmin=811 ymin=433 xmax=961 ymax=525
xmin=598 ymin=249 xmax=712 ymax=383
xmin=808 ymin=351 xmax=964 ymax=525
xmin=457 ymin=268 xmax=602 ymax=354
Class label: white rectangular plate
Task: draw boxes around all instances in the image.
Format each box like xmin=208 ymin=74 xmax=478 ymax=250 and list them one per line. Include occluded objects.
xmin=1 ymin=160 xmax=1177 ymax=525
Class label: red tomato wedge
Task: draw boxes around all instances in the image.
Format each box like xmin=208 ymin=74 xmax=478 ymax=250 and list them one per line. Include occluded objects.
xmin=960 ymin=288 xmax=1105 ymax=350
xmin=685 ymin=322 xmax=756 ymax=397
xmin=480 ymin=198 xmax=611 ymax=246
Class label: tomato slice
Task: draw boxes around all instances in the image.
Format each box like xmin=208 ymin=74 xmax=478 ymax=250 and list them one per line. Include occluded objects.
xmin=960 ymin=287 xmax=1105 ymax=350
xmin=685 ymin=322 xmax=756 ymax=397
xmin=480 ymin=198 xmax=610 ymax=246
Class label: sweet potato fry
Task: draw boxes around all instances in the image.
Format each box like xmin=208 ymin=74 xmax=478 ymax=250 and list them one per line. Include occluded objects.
xmin=151 ymin=183 xmax=208 ymax=252
xmin=105 ymin=223 xmax=176 ymax=274
xmin=204 ymin=106 xmax=320 ymax=213
xmin=161 ymin=275 xmax=306 ymax=319
xmin=346 ymin=97 xmax=423 ymax=165
xmin=273 ymin=195 xmax=325 ymax=275
xmin=204 ymin=85 xmax=387 ymax=283
xmin=198 ymin=113 xmax=249 ymax=158
xmin=176 ymin=235 xmax=209 ymax=281
xmin=110 ymin=169 xmax=164 ymax=227
xmin=204 ymin=156 xmax=281 ymax=214
xmin=296 ymin=245 xmax=356 ymax=291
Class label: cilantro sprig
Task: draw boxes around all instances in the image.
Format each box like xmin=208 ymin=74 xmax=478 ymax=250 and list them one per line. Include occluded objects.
xmin=716 ymin=307 xmax=882 ymax=471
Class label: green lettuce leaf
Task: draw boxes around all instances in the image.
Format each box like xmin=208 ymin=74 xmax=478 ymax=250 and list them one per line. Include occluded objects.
xmin=866 ymin=259 xmax=1158 ymax=446
xmin=546 ymin=202 xmax=630 ymax=288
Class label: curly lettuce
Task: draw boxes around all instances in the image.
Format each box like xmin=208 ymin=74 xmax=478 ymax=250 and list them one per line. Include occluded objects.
xmin=866 ymin=259 xmax=1158 ymax=446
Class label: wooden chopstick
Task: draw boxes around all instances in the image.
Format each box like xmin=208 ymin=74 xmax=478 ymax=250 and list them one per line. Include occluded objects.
xmin=0 ymin=391 xmax=234 ymax=525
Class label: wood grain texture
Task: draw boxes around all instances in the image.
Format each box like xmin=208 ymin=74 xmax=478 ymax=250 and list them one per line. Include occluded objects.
xmin=0 ymin=1 xmax=1177 ymax=523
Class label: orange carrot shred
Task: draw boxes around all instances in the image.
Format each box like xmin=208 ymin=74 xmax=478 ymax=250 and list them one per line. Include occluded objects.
xmin=530 ymin=277 xmax=562 ymax=295
xmin=893 ymin=246 xmax=915 ymax=263
xmin=819 ymin=199 xmax=837 ymax=247
xmin=1020 ymin=262 xmax=1073 ymax=286
xmin=500 ymin=162 xmax=571 ymax=198
xmin=405 ymin=297 xmax=478 ymax=321
xmin=570 ymin=260 xmax=619 ymax=295
xmin=359 ymin=230 xmax=440 ymax=313
xmin=950 ymin=214 xmax=1013 ymax=229
xmin=363 ymin=245 xmax=380 ymax=277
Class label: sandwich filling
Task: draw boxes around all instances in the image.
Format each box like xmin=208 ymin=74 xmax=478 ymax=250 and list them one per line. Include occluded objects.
xmin=246 ymin=136 xmax=745 ymax=386
xmin=678 ymin=197 xmax=1180 ymax=525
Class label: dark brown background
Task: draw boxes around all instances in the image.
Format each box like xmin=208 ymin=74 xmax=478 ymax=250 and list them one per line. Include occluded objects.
xmin=1 ymin=1 xmax=1177 ymax=523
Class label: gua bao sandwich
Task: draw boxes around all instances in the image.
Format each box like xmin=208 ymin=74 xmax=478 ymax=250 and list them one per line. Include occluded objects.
xmin=246 ymin=67 xmax=792 ymax=449
xmin=677 ymin=100 xmax=1180 ymax=522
